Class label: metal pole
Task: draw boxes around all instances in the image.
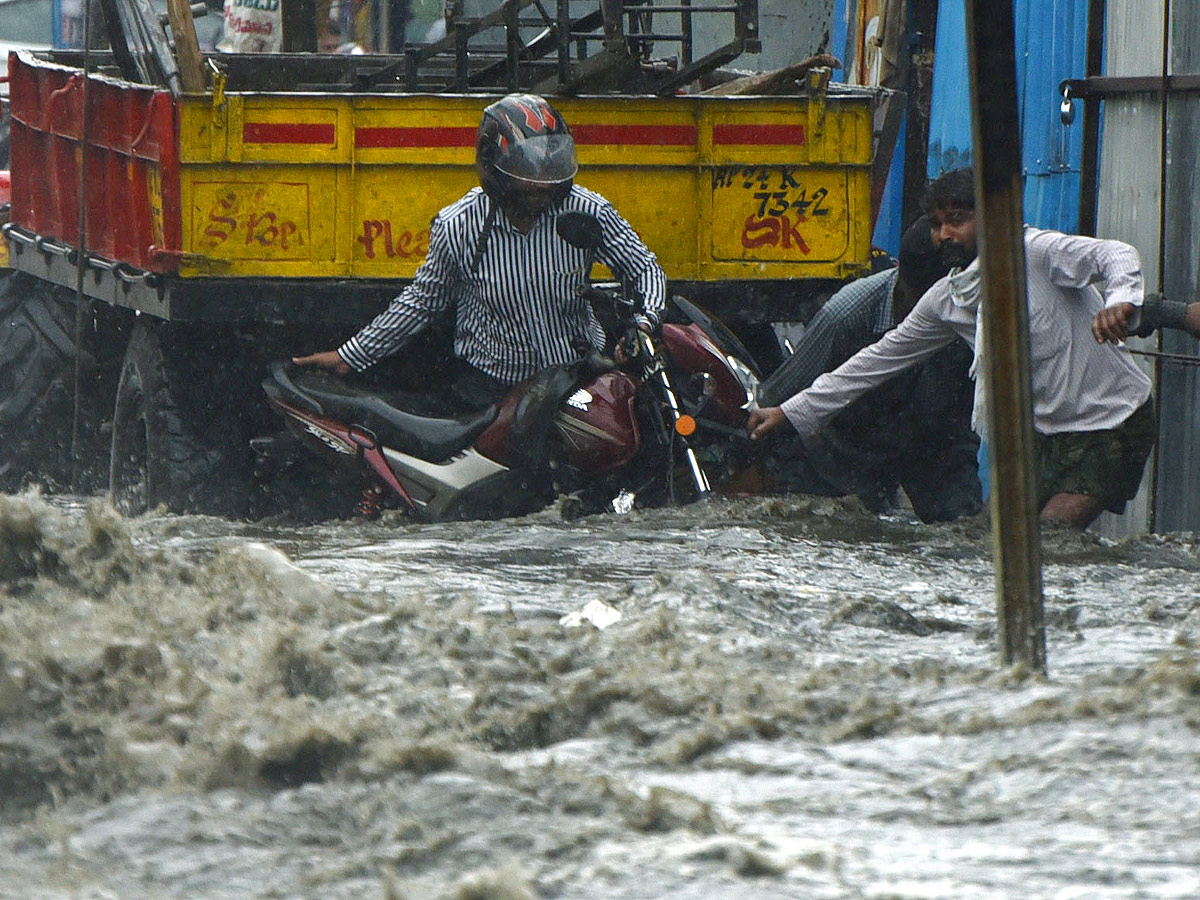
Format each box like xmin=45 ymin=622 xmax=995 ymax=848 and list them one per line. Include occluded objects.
xmin=1078 ymin=0 xmax=1105 ymax=235
xmin=70 ymin=0 xmax=93 ymax=493
xmin=379 ymin=0 xmax=390 ymax=52
xmin=1149 ymin=0 xmax=1172 ymax=535
xmin=556 ymin=0 xmax=571 ymax=87
xmin=963 ymin=0 xmax=1047 ymax=672
xmin=680 ymin=0 xmax=692 ymax=66
xmin=505 ymin=0 xmax=520 ymax=91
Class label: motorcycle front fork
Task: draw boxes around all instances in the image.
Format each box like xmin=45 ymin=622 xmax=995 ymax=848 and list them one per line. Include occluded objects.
xmin=641 ymin=334 xmax=712 ymax=497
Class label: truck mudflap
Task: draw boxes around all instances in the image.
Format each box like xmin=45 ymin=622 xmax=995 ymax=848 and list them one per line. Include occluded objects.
xmin=0 ymin=170 xmax=10 ymax=268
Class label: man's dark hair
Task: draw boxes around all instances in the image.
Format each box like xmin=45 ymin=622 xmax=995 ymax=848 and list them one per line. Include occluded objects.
xmin=922 ymin=167 xmax=975 ymax=213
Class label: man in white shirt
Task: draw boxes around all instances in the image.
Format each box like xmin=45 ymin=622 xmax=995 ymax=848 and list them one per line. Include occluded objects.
xmin=748 ymin=167 xmax=1156 ymax=530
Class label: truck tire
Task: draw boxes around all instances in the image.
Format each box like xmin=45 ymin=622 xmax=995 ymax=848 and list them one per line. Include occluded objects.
xmin=109 ymin=323 xmax=252 ymax=517
xmin=0 ymin=272 xmax=89 ymax=491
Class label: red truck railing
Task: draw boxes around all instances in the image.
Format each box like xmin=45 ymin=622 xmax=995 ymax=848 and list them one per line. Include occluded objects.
xmin=7 ymin=52 xmax=181 ymax=273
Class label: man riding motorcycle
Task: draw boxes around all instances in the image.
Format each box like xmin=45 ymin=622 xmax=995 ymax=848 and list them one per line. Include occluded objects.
xmin=294 ymin=93 xmax=667 ymax=409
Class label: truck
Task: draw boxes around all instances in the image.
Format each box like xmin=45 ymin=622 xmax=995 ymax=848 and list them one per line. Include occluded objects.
xmin=0 ymin=0 xmax=896 ymax=517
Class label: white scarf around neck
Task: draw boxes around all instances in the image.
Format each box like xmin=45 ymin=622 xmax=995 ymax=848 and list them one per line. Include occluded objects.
xmin=947 ymin=258 xmax=989 ymax=440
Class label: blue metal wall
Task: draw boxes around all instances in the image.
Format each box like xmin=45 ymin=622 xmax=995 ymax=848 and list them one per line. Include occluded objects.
xmin=831 ymin=0 xmax=849 ymax=82
xmin=927 ymin=0 xmax=1088 ymax=232
xmin=831 ymin=0 xmax=1088 ymax=244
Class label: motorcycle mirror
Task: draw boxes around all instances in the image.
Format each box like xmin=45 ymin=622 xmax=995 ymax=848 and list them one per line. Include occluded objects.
xmin=556 ymin=212 xmax=604 ymax=252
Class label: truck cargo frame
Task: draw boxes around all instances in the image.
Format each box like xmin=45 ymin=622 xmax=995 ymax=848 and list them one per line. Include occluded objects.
xmin=0 ymin=4 xmax=895 ymax=514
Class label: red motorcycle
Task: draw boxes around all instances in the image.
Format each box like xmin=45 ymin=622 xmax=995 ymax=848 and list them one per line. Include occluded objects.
xmin=258 ymin=213 xmax=765 ymax=521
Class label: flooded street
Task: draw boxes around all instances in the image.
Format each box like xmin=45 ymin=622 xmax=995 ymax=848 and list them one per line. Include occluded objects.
xmin=1 ymin=490 xmax=1199 ymax=900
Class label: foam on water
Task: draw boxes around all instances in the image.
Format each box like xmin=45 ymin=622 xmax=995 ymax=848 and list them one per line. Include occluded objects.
xmin=1 ymin=491 xmax=1198 ymax=899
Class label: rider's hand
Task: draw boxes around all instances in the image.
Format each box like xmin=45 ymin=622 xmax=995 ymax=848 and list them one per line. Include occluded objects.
xmin=1093 ymin=302 xmax=1136 ymax=344
xmin=293 ymin=350 xmax=352 ymax=377
xmin=747 ymin=406 xmax=787 ymax=441
xmin=614 ymin=328 xmax=642 ymax=365
xmin=634 ymin=313 xmax=657 ymax=335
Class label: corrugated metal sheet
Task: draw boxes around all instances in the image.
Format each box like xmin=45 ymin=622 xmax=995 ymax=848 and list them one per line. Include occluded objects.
xmin=1094 ymin=0 xmax=1200 ymax=534
xmin=927 ymin=0 xmax=1088 ymax=232
xmin=1091 ymin=95 xmax=1161 ymax=537
xmin=1089 ymin=0 xmax=1164 ymax=537
xmin=926 ymin=0 xmax=973 ymax=176
xmin=831 ymin=0 xmax=906 ymax=253
xmin=1154 ymin=2 xmax=1200 ymax=531
xmin=871 ymin=121 xmax=906 ymax=253
xmin=832 ymin=0 xmax=849 ymax=82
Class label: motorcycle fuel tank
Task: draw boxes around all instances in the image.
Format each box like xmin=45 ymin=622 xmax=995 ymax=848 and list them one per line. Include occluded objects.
xmin=552 ymin=371 xmax=641 ymax=475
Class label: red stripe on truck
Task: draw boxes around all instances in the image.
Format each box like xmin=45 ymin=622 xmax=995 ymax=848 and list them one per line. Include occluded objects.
xmin=353 ymin=124 xmax=699 ymax=148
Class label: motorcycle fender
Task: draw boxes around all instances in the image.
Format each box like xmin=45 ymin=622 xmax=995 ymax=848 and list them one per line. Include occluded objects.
xmin=660 ymin=323 xmax=750 ymax=427
xmin=271 ymin=398 xmax=361 ymax=461
xmin=270 ymin=398 xmax=416 ymax=508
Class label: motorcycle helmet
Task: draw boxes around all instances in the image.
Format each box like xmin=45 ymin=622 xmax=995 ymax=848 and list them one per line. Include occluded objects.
xmin=476 ymin=94 xmax=578 ymax=208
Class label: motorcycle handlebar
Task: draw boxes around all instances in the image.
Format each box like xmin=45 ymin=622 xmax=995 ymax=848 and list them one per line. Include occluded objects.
xmin=578 ymin=284 xmax=638 ymax=311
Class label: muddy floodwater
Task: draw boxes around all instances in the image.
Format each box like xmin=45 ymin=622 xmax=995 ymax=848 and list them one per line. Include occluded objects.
xmin=1 ymin=490 xmax=1199 ymax=900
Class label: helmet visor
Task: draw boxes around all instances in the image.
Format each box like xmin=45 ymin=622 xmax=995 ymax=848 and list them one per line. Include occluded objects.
xmin=495 ymin=132 xmax=578 ymax=185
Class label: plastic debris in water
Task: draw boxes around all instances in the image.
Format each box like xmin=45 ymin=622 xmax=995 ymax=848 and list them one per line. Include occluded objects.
xmin=559 ymin=599 xmax=622 ymax=629
xmin=611 ymin=490 xmax=636 ymax=515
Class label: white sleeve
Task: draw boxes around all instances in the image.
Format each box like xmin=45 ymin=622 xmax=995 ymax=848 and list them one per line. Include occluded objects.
xmin=1030 ymin=229 xmax=1144 ymax=309
xmin=780 ymin=288 xmax=958 ymax=439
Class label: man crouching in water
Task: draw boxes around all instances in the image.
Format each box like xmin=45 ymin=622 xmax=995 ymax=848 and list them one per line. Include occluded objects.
xmin=293 ymin=93 xmax=666 ymax=411
xmin=749 ymin=167 xmax=1155 ymax=530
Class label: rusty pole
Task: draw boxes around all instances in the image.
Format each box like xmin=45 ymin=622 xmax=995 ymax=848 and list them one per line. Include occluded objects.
xmin=963 ymin=0 xmax=1047 ymax=672
xmin=70 ymin=0 xmax=93 ymax=493
xmin=1078 ymin=0 xmax=1106 ymax=236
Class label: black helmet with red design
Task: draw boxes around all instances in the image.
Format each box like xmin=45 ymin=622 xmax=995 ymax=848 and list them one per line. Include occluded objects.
xmin=476 ymin=94 xmax=578 ymax=206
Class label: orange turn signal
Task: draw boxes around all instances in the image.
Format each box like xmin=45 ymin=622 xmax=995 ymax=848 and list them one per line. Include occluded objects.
xmin=674 ymin=415 xmax=697 ymax=437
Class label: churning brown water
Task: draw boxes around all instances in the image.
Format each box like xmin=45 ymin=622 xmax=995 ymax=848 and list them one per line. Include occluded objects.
xmin=1 ymin=490 xmax=1198 ymax=899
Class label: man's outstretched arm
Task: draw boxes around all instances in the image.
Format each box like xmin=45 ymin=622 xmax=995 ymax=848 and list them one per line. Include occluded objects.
xmin=750 ymin=294 xmax=958 ymax=442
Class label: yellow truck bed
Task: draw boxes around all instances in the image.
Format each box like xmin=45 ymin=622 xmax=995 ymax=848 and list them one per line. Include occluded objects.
xmin=7 ymin=48 xmax=886 ymax=322
xmin=178 ymin=90 xmax=876 ymax=284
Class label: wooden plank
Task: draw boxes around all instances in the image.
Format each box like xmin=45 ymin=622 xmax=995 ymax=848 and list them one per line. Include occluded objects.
xmin=964 ymin=0 xmax=1047 ymax=673
xmin=166 ymin=0 xmax=206 ymax=93
xmin=698 ymin=54 xmax=842 ymax=96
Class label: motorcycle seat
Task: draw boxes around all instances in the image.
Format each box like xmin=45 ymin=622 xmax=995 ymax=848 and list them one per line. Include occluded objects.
xmin=265 ymin=362 xmax=498 ymax=461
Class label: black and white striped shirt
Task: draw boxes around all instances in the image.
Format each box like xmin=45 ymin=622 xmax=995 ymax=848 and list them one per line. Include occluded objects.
xmin=338 ymin=185 xmax=667 ymax=385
